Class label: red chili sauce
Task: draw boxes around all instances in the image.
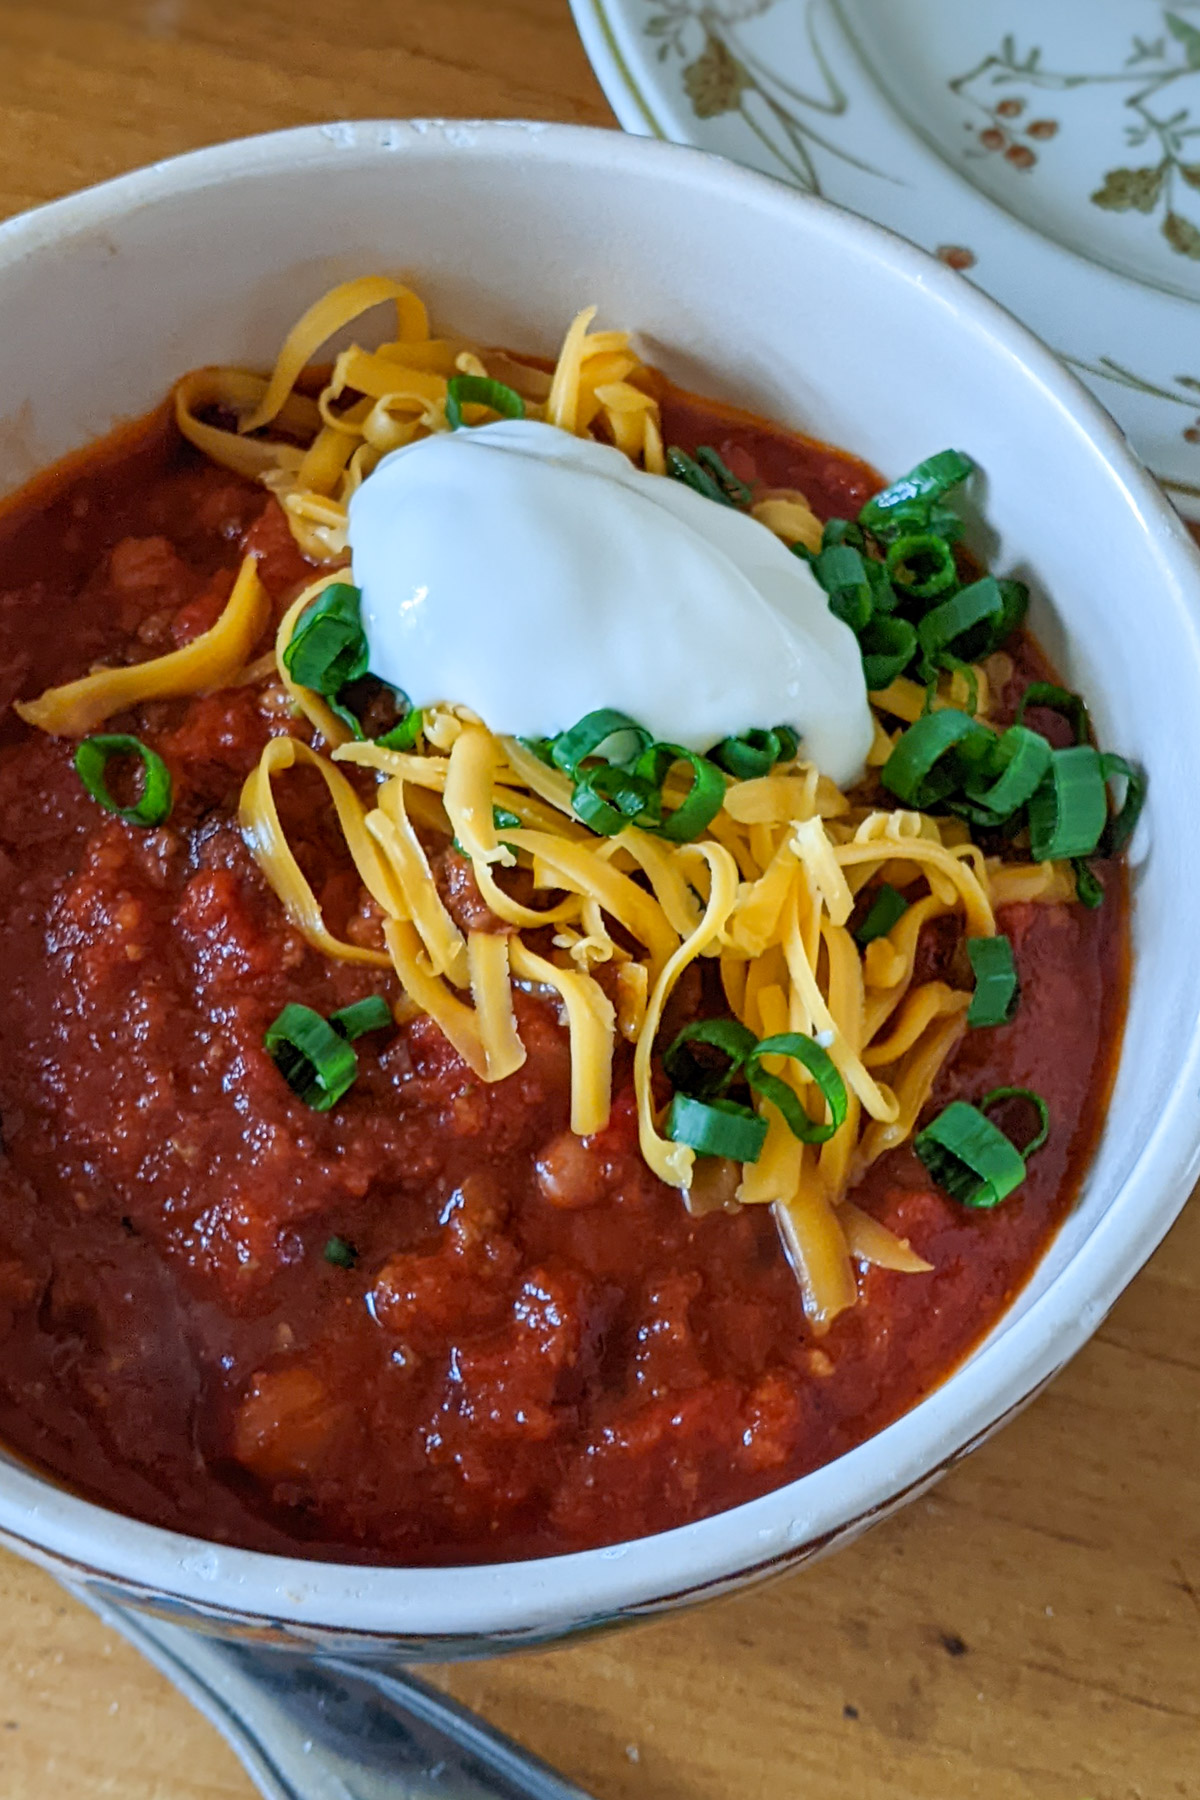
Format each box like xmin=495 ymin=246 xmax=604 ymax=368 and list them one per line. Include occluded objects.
xmin=0 ymin=388 xmax=1127 ymax=1563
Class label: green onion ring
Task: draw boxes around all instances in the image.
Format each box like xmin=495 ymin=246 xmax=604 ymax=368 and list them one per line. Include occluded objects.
xmin=1027 ymin=745 xmax=1108 ymax=861
xmin=957 ymin=725 xmax=1052 ymax=824
xmin=665 ymin=447 xmax=734 ymax=508
xmin=966 ymin=934 xmax=1019 ymax=1028
xmin=884 ymin=532 xmax=958 ymax=599
xmin=981 ymin=1085 xmax=1050 ymax=1156
xmin=858 ymin=450 xmax=974 ymax=538
xmin=329 ymin=995 xmax=394 ymax=1040
xmin=1016 ymin=681 xmax=1091 ymax=747
xmin=695 ymin=445 xmax=752 ymax=506
xmin=881 ymin=709 xmax=992 ymax=808
xmin=634 ymin=743 xmax=727 ymax=842
xmin=913 ymin=1098 xmax=1030 ymax=1209
xmin=665 ymin=1093 xmax=767 ymax=1161
xmin=1099 ymin=752 xmax=1147 ymax=856
xmin=861 ymin=615 xmax=918 ymax=691
xmin=711 ymin=728 xmax=783 ymax=781
xmin=572 ymin=762 xmax=661 ymax=835
xmin=855 ymin=883 xmax=909 ymax=945
xmin=73 ymin=734 xmax=174 ymax=827
xmin=444 ymin=374 xmax=524 ymax=430
xmin=551 ymin=709 xmax=652 ymax=777
xmin=916 ymin=576 xmax=1004 ymax=667
xmin=265 ymin=1002 xmax=359 ymax=1111
xmin=746 ymin=1033 xmax=848 ymax=1146
xmin=282 ymin=581 xmax=369 ymax=701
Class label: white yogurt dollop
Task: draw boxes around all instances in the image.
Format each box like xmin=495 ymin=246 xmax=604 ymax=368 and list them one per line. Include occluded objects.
xmin=347 ymin=419 xmax=872 ymax=787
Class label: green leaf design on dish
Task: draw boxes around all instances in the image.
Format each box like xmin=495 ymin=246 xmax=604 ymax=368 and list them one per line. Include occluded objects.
xmin=1166 ymin=11 xmax=1200 ymax=69
xmin=682 ymin=34 xmax=749 ymax=118
xmin=1091 ymin=166 xmax=1166 ymax=214
xmin=1163 ymin=209 xmax=1200 ymax=258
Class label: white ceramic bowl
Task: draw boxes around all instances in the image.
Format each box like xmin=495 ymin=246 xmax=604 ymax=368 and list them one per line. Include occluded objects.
xmin=2 ymin=120 xmax=1199 ymax=1660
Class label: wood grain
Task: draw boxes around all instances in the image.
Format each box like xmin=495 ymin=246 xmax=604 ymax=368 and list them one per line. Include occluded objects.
xmin=0 ymin=2 xmax=1197 ymax=1795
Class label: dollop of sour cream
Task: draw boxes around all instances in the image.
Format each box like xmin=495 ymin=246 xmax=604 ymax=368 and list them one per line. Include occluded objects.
xmin=348 ymin=419 xmax=872 ymax=787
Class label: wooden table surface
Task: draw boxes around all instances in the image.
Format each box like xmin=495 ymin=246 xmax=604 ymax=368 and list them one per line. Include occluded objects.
xmin=0 ymin=2 xmax=1198 ymax=1795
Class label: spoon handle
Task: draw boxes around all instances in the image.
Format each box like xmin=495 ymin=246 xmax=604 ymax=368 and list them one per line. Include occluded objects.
xmin=77 ymin=1589 xmax=597 ymax=1800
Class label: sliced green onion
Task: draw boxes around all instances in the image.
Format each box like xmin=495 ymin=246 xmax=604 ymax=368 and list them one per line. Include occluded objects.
xmin=330 ymin=995 xmax=394 ymax=1040
xmin=981 ymin=1085 xmax=1050 ymax=1156
xmin=1016 ymin=681 xmax=1090 ymax=747
xmin=858 ymin=450 xmax=974 ymax=539
xmin=710 ymin=727 xmax=795 ymax=780
xmin=881 ymin=709 xmax=991 ymax=808
xmin=916 ymin=575 xmax=1003 ymax=667
xmin=966 ymin=934 xmax=1019 ymax=1027
xmin=695 ymin=445 xmax=752 ymax=506
xmin=987 ymin=577 xmax=1030 ymax=652
xmin=1072 ymin=859 xmax=1106 ymax=908
xmin=884 ymin=532 xmax=958 ymax=599
xmin=856 ymin=883 xmax=909 ymax=945
xmin=445 ymin=374 xmax=524 ymax=430
xmin=551 ymin=709 xmax=651 ymax=777
xmin=73 ymin=734 xmax=173 ymax=827
xmin=1099 ymin=752 xmax=1147 ymax=856
xmin=746 ymin=1033 xmax=847 ymax=1146
xmin=375 ymin=707 xmax=423 ymax=751
xmin=861 ymin=614 xmax=918 ymax=690
xmin=913 ymin=1099 xmax=1028 ymax=1209
xmin=324 ymin=1235 xmax=359 ymax=1269
xmin=814 ymin=544 xmax=874 ymax=632
xmin=572 ymin=762 xmax=660 ymax=835
xmin=1027 ymin=745 xmax=1108 ymax=861
xmin=665 ymin=1093 xmax=767 ymax=1161
xmin=282 ymin=582 xmax=369 ymax=702
xmin=822 ymin=519 xmax=864 ymax=550
xmin=665 ymin=446 xmax=735 ymax=508
xmin=956 ymin=725 xmax=1052 ymax=824
xmin=634 ymin=743 xmax=726 ymax=842
xmin=663 ymin=1018 xmax=758 ymax=1099
xmin=265 ymin=1002 xmax=359 ymax=1111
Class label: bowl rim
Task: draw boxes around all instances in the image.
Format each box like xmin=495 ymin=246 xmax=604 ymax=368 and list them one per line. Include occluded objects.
xmin=2 ymin=116 xmax=1199 ymax=1640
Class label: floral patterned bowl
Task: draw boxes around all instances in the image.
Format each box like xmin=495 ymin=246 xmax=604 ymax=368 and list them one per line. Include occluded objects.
xmin=574 ymin=0 xmax=1200 ymax=514
xmin=1 ymin=120 xmax=1199 ymax=1658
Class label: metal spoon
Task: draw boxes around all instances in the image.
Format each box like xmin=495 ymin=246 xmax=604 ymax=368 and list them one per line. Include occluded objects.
xmin=80 ymin=1590 xmax=597 ymax=1800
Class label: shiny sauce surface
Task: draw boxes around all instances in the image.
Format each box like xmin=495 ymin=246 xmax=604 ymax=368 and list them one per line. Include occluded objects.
xmin=0 ymin=391 xmax=1126 ymax=1562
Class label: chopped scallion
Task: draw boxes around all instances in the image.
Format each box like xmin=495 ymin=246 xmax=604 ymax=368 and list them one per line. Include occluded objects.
xmin=1016 ymin=681 xmax=1090 ymax=747
xmin=324 ymin=1235 xmax=358 ymax=1269
xmin=1027 ymin=745 xmax=1108 ymax=861
xmin=74 ymin=734 xmax=173 ymax=827
xmin=966 ymin=934 xmax=1019 ymax=1027
xmin=444 ymin=374 xmax=524 ymax=430
xmin=330 ymin=995 xmax=394 ymax=1040
xmin=746 ymin=1033 xmax=847 ymax=1146
xmin=665 ymin=1093 xmax=768 ymax=1161
xmin=634 ymin=743 xmax=726 ymax=842
xmin=265 ymin=1002 xmax=359 ymax=1111
xmin=884 ymin=532 xmax=958 ymax=599
xmin=858 ymin=450 xmax=974 ymax=539
xmin=881 ymin=708 xmax=991 ymax=808
xmin=856 ymin=883 xmax=909 ymax=944
xmin=282 ymin=582 xmax=369 ymax=709
xmin=551 ymin=709 xmax=651 ymax=777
